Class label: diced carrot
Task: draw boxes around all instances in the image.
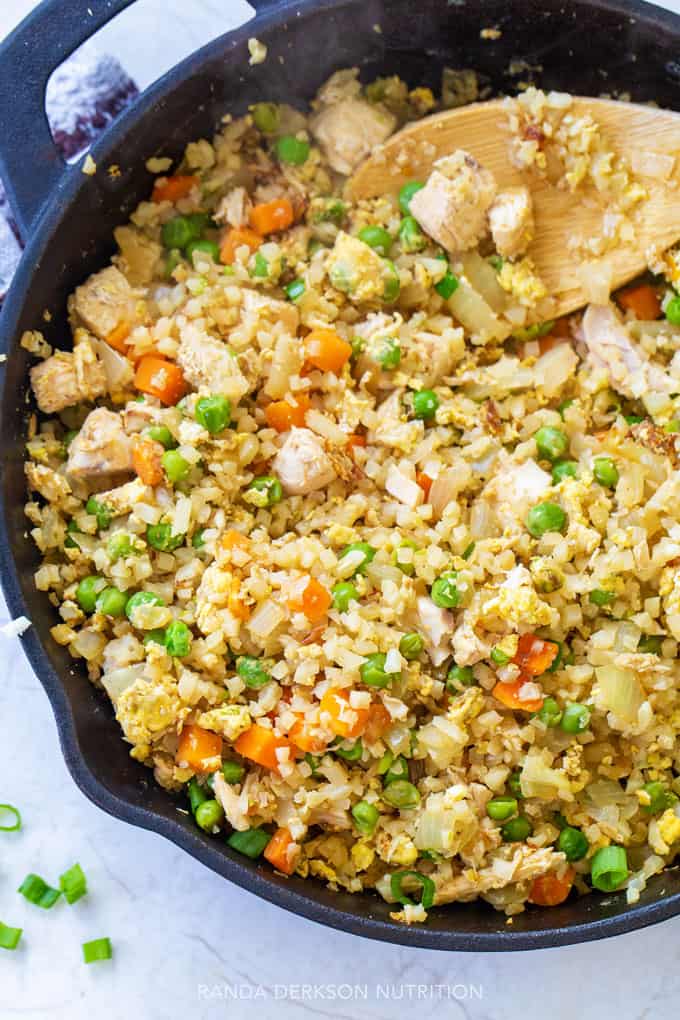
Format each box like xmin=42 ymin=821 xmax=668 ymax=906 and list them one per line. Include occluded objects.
xmin=493 ymin=676 xmax=544 ymax=713
xmin=319 ymin=688 xmax=369 ymax=739
xmin=176 ymin=724 xmax=223 ymax=772
xmin=346 ymin=433 xmax=367 ymax=450
xmin=362 ymin=701 xmax=392 ymax=743
xmin=288 ymin=577 xmax=332 ymax=623
xmin=221 ymin=529 xmax=251 ymax=552
xmin=249 ymin=198 xmax=295 ymax=236
xmin=234 ymin=724 xmax=295 ymax=771
xmin=617 ymin=283 xmax=661 ymax=321
xmin=264 ymin=395 xmax=310 ymax=432
xmin=152 ymin=174 xmax=200 ymax=204
xmin=416 ymin=471 xmax=433 ymax=499
xmin=537 ymin=333 xmax=565 ymax=355
xmin=219 ymin=227 xmax=262 ymax=265
xmin=513 ymin=633 xmax=559 ymax=676
xmin=264 ymin=827 xmax=300 ymax=875
xmin=134 ymin=355 xmax=187 ymax=406
xmin=228 ymin=578 xmax=250 ymax=621
xmin=132 ymin=438 xmax=164 ymax=487
xmin=288 ymin=716 xmax=329 ymax=754
xmin=304 ymin=328 xmax=352 ymax=374
xmin=105 ymin=319 xmax=131 ymax=354
xmin=529 ymin=867 xmax=575 ymax=906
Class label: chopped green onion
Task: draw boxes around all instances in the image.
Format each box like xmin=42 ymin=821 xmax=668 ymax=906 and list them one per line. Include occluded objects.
xmin=589 ymin=588 xmax=616 ymax=607
xmin=165 ymin=620 xmax=192 ymax=657
xmin=247 ymin=475 xmax=283 ymax=507
xmin=491 ymin=646 xmax=510 ymax=665
xmin=508 ymin=771 xmax=524 ymax=799
xmin=640 ymin=780 xmax=675 ymax=814
xmin=188 ymin=777 xmax=208 ymax=815
xmin=0 ymin=804 xmax=21 ymax=832
xmin=222 ymin=761 xmax=245 ymax=785
xmin=390 ymin=870 xmax=435 ymax=909
xmin=383 ymin=755 xmax=409 ymax=786
xmin=461 ymin=541 xmax=476 ymax=560
xmin=285 ymin=278 xmax=305 ymax=301
xmin=59 ymin=863 xmax=87 ymax=905
xmin=18 ymin=874 xmax=61 ymax=909
xmin=0 ymin=922 xmax=23 ymax=950
xmin=82 ymin=937 xmax=112 ymax=964
xmin=237 ymin=655 xmax=272 ymax=689
xmin=446 ymin=664 xmax=474 ymax=692
xmin=333 ymin=738 xmax=363 ymax=762
xmin=227 ymin=827 xmax=270 ymax=858
xmin=398 ymin=180 xmax=425 ymax=216
xmin=377 ymin=749 xmax=395 ymax=775
xmin=434 ymin=269 xmax=459 ymax=299
xmin=376 ymin=338 xmax=401 ymax=370
xmin=590 ymin=845 xmax=628 ymax=891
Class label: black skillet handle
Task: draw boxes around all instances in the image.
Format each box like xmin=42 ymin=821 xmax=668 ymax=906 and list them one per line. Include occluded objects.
xmin=0 ymin=0 xmax=137 ymax=242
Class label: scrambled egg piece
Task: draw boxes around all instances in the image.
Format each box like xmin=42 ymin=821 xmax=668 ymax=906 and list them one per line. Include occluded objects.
xmin=326 ymin=231 xmax=393 ymax=304
xmin=351 ymin=842 xmax=375 ymax=872
xmin=657 ymin=808 xmax=680 ymax=848
xmin=375 ymin=830 xmax=419 ymax=867
xmin=498 ymin=257 xmax=547 ymax=308
xmin=115 ymin=675 xmax=187 ymax=758
xmin=481 ymin=565 xmax=555 ymax=629
xmin=197 ymin=704 xmax=252 ymax=740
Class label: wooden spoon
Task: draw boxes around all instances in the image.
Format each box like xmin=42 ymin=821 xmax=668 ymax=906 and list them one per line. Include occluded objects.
xmin=348 ymin=97 xmax=680 ymax=319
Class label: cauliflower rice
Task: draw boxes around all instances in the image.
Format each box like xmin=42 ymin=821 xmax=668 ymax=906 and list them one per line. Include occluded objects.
xmin=21 ymin=67 xmax=680 ymax=922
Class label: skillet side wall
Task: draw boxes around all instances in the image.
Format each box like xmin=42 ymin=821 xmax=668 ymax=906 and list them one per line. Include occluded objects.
xmin=2 ymin=0 xmax=680 ymax=949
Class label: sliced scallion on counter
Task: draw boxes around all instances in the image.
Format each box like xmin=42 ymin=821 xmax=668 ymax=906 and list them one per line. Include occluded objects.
xmin=0 ymin=804 xmax=21 ymax=831
xmin=82 ymin=937 xmax=113 ymax=964
xmin=0 ymin=922 xmax=22 ymax=951
xmin=17 ymin=873 xmax=61 ymax=909
xmin=59 ymin=863 xmax=87 ymax=905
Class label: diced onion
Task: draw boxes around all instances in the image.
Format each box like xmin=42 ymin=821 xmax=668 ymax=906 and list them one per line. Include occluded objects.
xmin=593 ymin=664 xmax=643 ymax=725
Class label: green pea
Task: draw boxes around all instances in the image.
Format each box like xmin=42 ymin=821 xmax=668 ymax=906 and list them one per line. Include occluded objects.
xmin=491 ymin=646 xmax=510 ymax=665
xmin=339 ymin=541 xmax=376 ymax=576
xmin=664 ymin=420 xmax=680 ymax=433
xmin=624 ymin=414 xmax=645 ymax=425
xmin=186 ymin=239 xmax=220 ymax=263
xmin=85 ymin=497 xmax=112 ymax=531
xmin=666 ymin=294 xmax=680 ymax=326
xmin=222 ymin=761 xmax=245 ymax=784
xmin=534 ymin=426 xmax=569 ymax=462
xmin=593 ymin=456 xmax=619 ymax=488
xmin=526 ymin=501 xmax=567 ymax=537
xmin=360 ymin=652 xmax=400 ymax=689
xmin=399 ymin=632 xmax=424 ymax=660
xmin=146 ymin=522 xmax=184 ymax=552
xmin=237 ymin=655 xmax=271 ymax=689
xmin=251 ymin=102 xmax=279 ymax=133
xmin=251 ymin=252 xmax=269 ymax=278
xmin=382 ymin=780 xmax=420 ymax=810
xmin=461 ymin=542 xmax=475 ymax=560
xmin=434 ymin=269 xmax=459 ymax=299
xmin=285 ymin=278 xmax=305 ymax=301
xmin=195 ymin=395 xmax=232 ymax=434
xmin=486 ymin=796 xmax=518 ymax=821
xmin=638 ymin=635 xmax=664 ymax=654
xmin=247 ymin=475 xmax=283 ymax=507
xmin=334 ymin=737 xmax=363 ymax=762
xmin=162 ymin=449 xmax=191 ymax=484
xmin=508 ymin=771 xmax=523 ymax=799
xmin=430 ymin=571 xmax=463 ymax=609
xmin=96 ymin=587 xmax=128 ymax=618
xmin=640 ymin=780 xmax=676 ymax=814
xmin=331 ymin=582 xmax=359 ymax=612
xmin=76 ymin=576 xmax=105 ymax=614
xmin=145 ymin=425 xmax=177 ymax=450
xmin=501 ymin=816 xmax=532 ymax=842
xmin=377 ymin=749 xmax=395 ymax=775
xmin=535 ymin=696 xmax=562 ymax=727
xmin=144 ymin=628 xmax=167 ymax=646
xmin=64 ymin=519 xmax=81 ymax=549
xmin=393 ymin=539 xmax=418 ymax=577
xmin=560 ymin=702 xmax=591 ymax=734
xmin=358 ymin=225 xmax=393 ymax=256
xmin=398 ymin=180 xmax=425 ymax=216
xmin=195 ymin=799 xmax=224 ymax=833
xmin=446 ymin=664 xmax=475 ymax=692
xmin=275 ymin=134 xmax=310 ymax=165
xmin=382 ymin=260 xmax=401 ymax=304
xmin=589 ymin=588 xmax=616 ymax=607
xmin=165 ymin=620 xmax=192 ymax=657
xmin=557 ymin=826 xmax=589 ymax=861
xmin=162 ymin=215 xmax=200 ymax=250
xmin=352 ymin=800 xmax=379 ymax=835
xmin=398 ymin=216 xmax=426 ymax=253
xmin=489 ymin=254 xmax=504 ymax=272
xmin=105 ymin=532 xmax=130 ymax=561
xmin=125 ymin=590 xmax=165 ymax=621
xmin=552 ymin=460 xmax=578 ymax=484
xmin=412 ymin=389 xmax=439 ymax=420
xmin=383 ymin=755 xmax=409 ymax=786
xmin=375 ymin=339 xmax=401 ymax=371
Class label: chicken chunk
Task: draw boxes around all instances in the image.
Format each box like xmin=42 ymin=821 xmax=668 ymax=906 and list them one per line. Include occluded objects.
xmin=66 ymin=407 xmax=133 ymax=479
xmin=272 ymin=427 xmax=337 ymax=495
xmin=488 ymin=186 xmax=534 ymax=257
xmin=71 ymin=265 xmax=136 ymax=340
xmin=310 ymin=98 xmax=396 ymax=175
xmin=213 ymin=186 xmax=252 ymax=229
xmin=417 ymin=595 xmax=454 ymax=666
xmin=114 ymin=225 xmax=162 ymax=286
xmin=483 ymin=457 xmax=552 ymax=523
xmin=581 ymin=303 xmax=675 ymax=398
xmin=409 ymin=150 xmax=497 ymax=253
xmin=176 ymin=323 xmax=250 ymax=402
xmin=30 ymin=336 xmax=106 ymax=414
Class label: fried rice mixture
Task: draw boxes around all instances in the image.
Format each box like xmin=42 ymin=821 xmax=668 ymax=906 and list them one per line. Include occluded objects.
xmin=22 ymin=69 xmax=680 ymax=922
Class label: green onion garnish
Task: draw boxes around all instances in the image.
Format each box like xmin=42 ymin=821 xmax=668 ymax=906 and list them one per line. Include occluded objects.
xmin=82 ymin=937 xmax=113 ymax=964
xmin=227 ymin=827 xmax=270 ymax=859
xmin=17 ymin=873 xmax=61 ymax=909
xmin=59 ymin=863 xmax=87 ymax=905
xmin=0 ymin=804 xmax=21 ymax=831
xmin=590 ymin=845 xmax=628 ymax=892
xmin=0 ymin=922 xmax=22 ymax=950
xmin=390 ymin=869 xmax=435 ymax=909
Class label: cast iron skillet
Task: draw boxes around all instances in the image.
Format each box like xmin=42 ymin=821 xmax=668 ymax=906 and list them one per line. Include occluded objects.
xmin=1 ymin=0 xmax=680 ymax=951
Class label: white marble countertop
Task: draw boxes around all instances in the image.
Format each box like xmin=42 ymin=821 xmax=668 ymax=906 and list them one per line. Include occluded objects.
xmin=3 ymin=2 xmax=680 ymax=1017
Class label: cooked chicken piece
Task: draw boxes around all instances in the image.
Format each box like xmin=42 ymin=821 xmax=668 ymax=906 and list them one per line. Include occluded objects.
xmin=488 ymin=186 xmax=534 ymax=257
xmin=213 ymin=186 xmax=253 ymax=229
xmin=30 ymin=336 xmax=106 ymax=413
xmin=410 ymin=327 xmax=465 ymax=388
xmin=581 ymin=303 xmax=675 ymax=398
xmin=71 ymin=265 xmax=136 ymax=340
xmin=66 ymin=407 xmax=133 ymax=479
xmin=409 ymin=150 xmax=496 ymax=253
xmin=385 ymin=464 xmax=423 ymax=508
xmin=114 ymin=225 xmax=162 ymax=286
xmin=310 ymin=99 xmax=396 ymax=175
xmin=25 ymin=462 xmax=72 ymax=503
xmin=417 ymin=595 xmax=454 ymax=666
xmin=96 ymin=477 xmax=149 ymax=516
xmin=435 ymin=846 xmax=562 ymax=905
xmin=484 ymin=457 xmax=552 ymax=522
xmin=272 ymin=427 xmax=337 ymax=495
xmin=316 ymin=68 xmax=363 ymax=105
xmin=451 ymin=619 xmax=491 ymax=667
xmin=176 ymin=323 xmax=250 ymax=402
